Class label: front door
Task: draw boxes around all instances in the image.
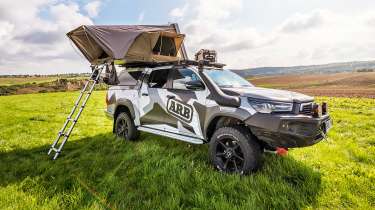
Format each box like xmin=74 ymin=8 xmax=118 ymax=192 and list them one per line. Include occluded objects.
xmin=139 ymin=67 xmax=208 ymax=139
xmin=165 ymin=68 xmax=207 ymax=139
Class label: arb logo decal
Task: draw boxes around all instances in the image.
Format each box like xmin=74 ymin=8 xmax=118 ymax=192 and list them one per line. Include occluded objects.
xmin=167 ymin=98 xmax=193 ymax=123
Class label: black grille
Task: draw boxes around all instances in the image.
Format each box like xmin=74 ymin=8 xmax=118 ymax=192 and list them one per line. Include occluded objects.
xmin=300 ymin=103 xmax=312 ymax=115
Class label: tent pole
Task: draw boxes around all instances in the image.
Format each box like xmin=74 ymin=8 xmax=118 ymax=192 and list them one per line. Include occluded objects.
xmin=170 ymin=23 xmax=188 ymax=60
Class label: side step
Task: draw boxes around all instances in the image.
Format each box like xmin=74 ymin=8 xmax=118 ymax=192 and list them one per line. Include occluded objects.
xmin=47 ymin=64 xmax=105 ymax=160
xmin=137 ymin=126 xmax=204 ymax=144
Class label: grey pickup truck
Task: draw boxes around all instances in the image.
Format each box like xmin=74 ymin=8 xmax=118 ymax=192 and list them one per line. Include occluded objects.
xmin=104 ymin=60 xmax=332 ymax=174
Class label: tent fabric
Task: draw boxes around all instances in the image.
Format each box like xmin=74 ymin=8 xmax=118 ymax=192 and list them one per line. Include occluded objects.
xmin=67 ymin=25 xmax=185 ymax=64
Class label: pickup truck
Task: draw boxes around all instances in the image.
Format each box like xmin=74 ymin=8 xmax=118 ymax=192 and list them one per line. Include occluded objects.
xmin=104 ymin=60 xmax=332 ymax=174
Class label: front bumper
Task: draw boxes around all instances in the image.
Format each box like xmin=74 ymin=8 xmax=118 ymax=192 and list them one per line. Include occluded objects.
xmin=245 ymin=113 xmax=332 ymax=148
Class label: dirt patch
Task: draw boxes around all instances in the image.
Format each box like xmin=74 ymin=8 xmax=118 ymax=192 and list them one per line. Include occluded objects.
xmin=289 ymin=88 xmax=375 ymax=98
xmin=249 ymin=72 xmax=375 ymax=98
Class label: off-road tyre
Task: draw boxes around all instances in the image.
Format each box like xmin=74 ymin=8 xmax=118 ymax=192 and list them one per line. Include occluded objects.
xmin=115 ymin=112 xmax=139 ymax=141
xmin=209 ymin=126 xmax=262 ymax=174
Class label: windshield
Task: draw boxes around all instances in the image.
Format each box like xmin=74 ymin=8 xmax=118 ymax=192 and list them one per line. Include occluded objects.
xmin=205 ymin=69 xmax=254 ymax=88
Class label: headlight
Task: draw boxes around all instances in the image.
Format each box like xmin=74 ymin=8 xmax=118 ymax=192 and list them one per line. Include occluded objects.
xmin=248 ymin=99 xmax=293 ymax=113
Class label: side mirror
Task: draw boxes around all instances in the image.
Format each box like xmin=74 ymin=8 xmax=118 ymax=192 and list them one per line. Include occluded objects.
xmin=185 ymin=80 xmax=205 ymax=90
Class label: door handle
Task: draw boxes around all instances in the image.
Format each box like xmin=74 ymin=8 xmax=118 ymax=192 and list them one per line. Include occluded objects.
xmin=167 ymin=95 xmax=175 ymax=99
xmin=142 ymin=93 xmax=149 ymax=96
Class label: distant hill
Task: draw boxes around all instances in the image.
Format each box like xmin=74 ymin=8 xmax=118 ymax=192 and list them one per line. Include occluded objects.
xmin=232 ymin=60 xmax=375 ymax=77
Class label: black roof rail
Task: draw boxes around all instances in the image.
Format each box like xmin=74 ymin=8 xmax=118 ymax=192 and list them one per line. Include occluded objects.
xmin=119 ymin=59 xmax=225 ymax=69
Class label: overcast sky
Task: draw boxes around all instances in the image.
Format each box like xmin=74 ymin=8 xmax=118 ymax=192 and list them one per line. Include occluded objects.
xmin=1 ymin=0 xmax=375 ymax=75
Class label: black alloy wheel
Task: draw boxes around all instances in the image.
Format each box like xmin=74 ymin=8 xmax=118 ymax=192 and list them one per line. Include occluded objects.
xmin=209 ymin=126 xmax=262 ymax=174
xmin=115 ymin=112 xmax=139 ymax=141
xmin=116 ymin=117 xmax=129 ymax=139
xmin=215 ymin=138 xmax=245 ymax=173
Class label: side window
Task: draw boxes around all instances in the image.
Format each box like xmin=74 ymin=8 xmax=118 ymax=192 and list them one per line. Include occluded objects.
xmin=147 ymin=69 xmax=169 ymax=88
xmin=171 ymin=68 xmax=202 ymax=90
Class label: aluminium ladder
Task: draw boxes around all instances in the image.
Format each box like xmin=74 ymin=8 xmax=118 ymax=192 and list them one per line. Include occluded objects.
xmin=48 ymin=64 xmax=105 ymax=160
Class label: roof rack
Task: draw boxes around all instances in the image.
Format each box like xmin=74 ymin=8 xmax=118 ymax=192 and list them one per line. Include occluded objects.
xmin=119 ymin=59 xmax=226 ymax=69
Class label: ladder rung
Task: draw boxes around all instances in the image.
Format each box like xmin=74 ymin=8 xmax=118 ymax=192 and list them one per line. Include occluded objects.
xmin=66 ymin=118 xmax=77 ymax=122
xmin=58 ymin=133 xmax=69 ymax=137
xmin=48 ymin=147 xmax=58 ymax=153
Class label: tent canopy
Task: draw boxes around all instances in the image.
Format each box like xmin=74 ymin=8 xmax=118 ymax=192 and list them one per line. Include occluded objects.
xmin=67 ymin=24 xmax=186 ymax=64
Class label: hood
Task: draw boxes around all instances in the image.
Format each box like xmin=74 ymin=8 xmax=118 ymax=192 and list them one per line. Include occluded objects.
xmin=221 ymin=86 xmax=314 ymax=103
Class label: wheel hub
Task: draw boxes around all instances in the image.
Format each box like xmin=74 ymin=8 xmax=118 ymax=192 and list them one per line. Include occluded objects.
xmin=224 ymin=148 xmax=234 ymax=158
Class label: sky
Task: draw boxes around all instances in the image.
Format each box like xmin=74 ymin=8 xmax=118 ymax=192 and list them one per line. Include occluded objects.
xmin=1 ymin=0 xmax=375 ymax=74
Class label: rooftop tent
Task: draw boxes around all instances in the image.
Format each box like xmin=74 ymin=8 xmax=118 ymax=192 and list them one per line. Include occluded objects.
xmin=67 ymin=24 xmax=186 ymax=64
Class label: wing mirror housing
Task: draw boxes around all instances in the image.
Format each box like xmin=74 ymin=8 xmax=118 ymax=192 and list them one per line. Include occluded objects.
xmin=185 ymin=80 xmax=205 ymax=90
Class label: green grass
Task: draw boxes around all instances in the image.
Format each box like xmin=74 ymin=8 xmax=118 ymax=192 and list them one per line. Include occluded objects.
xmin=0 ymin=92 xmax=374 ymax=209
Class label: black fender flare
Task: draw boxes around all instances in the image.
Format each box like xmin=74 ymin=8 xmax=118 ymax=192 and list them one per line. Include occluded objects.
xmin=203 ymin=108 xmax=252 ymax=140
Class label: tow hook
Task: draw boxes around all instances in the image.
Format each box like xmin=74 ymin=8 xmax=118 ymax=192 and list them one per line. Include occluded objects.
xmin=264 ymin=147 xmax=288 ymax=156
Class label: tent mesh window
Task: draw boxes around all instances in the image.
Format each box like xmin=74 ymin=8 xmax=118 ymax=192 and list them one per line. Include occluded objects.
xmin=153 ymin=36 xmax=177 ymax=56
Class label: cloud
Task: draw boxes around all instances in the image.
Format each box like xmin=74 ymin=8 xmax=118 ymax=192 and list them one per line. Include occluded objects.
xmin=14 ymin=31 xmax=63 ymax=45
xmin=170 ymin=1 xmax=375 ymax=69
xmin=0 ymin=1 xmax=95 ymax=75
xmin=169 ymin=8 xmax=184 ymax=18
xmin=84 ymin=1 xmax=102 ymax=18
xmin=365 ymin=13 xmax=375 ymax=27
xmin=169 ymin=0 xmax=276 ymax=67
xmin=220 ymin=41 xmax=255 ymax=52
xmin=0 ymin=21 xmax=14 ymax=40
xmin=279 ymin=10 xmax=329 ymax=33
xmin=51 ymin=3 xmax=93 ymax=29
xmin=169 ymin=4 xmax=189 ymax=19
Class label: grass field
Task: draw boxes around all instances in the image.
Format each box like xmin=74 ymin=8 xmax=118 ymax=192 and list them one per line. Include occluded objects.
xmin=0 ymin=77 xmax=106 ymax=96
xmin=0 ymin=91 xmax=374 ymax=209
xmin=0 ymin=77 xmax=60 ymax=86
xmin=0 ymin=76 xmax=89 ymax=86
